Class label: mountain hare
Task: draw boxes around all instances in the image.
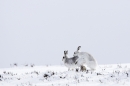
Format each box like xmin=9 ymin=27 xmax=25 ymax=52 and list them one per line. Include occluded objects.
xmin=74 ymin=46 xmax=98 ymax=70
xmin=62 ymin=50 xmax=79 ymax=71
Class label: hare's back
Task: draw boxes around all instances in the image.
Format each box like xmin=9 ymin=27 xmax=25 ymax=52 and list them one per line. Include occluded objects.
xmin=87 ymin=53 xmax=95 ymax=61
xmin=65 ymin=56 xmax=78 ymax=64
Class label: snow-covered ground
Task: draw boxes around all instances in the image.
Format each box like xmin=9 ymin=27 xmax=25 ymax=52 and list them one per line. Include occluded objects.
xmin=0 ymin=64 xmax=130 ymax=86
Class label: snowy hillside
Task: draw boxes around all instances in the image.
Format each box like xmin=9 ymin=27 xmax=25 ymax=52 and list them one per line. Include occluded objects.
xmin=0 ymin=64 xmax=130 ymax=86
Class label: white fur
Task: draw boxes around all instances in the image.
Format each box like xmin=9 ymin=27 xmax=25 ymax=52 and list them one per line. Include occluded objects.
xmin=74 ymin=46 xmax=98 ymax=70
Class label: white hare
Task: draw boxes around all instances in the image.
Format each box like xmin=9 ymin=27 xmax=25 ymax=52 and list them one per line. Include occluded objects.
xmin=62 ymin=50 xmax=80 ymax=70
xmin=74 ymin=46 xmax=98 ymax=70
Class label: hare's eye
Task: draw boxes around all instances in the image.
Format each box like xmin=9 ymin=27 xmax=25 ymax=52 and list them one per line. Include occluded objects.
xmin=74 ymin=52 xmax=76 ymax=54
xmin=63 ymin=56 xmax=65 ymax=59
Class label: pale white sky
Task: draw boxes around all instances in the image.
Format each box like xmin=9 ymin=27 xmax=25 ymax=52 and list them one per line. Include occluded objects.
xmin=0 ymin=0 xmax=130 ymax=68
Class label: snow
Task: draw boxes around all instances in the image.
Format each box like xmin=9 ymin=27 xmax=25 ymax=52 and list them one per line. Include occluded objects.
xmin=0 ymin=64 xmax=130 ymax=86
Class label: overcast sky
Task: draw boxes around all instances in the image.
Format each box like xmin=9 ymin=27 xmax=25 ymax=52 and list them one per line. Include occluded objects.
xmin=0 ymin=0 xmax=130 ymax=68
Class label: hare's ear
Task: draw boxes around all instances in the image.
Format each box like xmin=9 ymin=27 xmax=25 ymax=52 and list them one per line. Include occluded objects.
xmin=77 ymin=46 xmax=81 ymax=51
xmin=64 ymin=51 xmax=66 ymax=55
xmin=66 ymin=50 xmax=68 ymax=54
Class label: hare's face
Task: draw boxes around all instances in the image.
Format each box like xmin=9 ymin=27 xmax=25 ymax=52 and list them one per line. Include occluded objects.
xmin=73 ymin=51 xmax=79 ymax=56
